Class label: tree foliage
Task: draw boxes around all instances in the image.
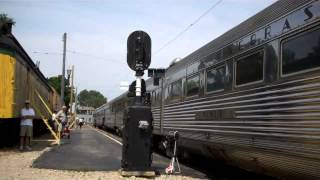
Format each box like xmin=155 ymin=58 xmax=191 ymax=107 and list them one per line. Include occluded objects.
xmin=0 ymin=13 xmax=15 ymax=34
xmin=48 ymin=75 xmax=71 ymax=107
xmin=0 ymin=13 xmax=15 ymax=25
xmin=78 ymin=90 xmax=107 ymax=108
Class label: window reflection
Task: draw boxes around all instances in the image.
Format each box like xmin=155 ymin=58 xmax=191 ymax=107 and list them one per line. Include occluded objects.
xmin=282 ymin=28 xmax=320 ymax=75
xmin=206 ymin=66 xmax=225 ymax=92
xmin=236 ymin=51 xmax=264 ymax=85
xmin=187 ymin=75 xmax=199 ymax=96
xmin=171 ymin=80 xmax=182 ymax=101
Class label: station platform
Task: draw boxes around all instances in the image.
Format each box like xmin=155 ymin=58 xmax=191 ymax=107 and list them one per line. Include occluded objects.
xmin=32 ymin=126 xmax=206 ymax=178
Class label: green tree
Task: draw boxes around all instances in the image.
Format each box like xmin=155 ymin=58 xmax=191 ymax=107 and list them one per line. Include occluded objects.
xmin=0 ymin=14 xmax=15 ymax=34
xmin=48 ymin=75 xmax=71 ymax=107
xmin=78 ymin=90 xmax=107 ymax=108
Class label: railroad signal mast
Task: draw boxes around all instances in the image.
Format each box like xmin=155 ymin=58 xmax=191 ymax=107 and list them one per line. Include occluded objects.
xmin=120 ymin=31 xmax=155 ymax=177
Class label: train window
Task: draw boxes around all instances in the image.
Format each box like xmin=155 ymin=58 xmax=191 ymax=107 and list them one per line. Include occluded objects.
xmin=156 ymin=89 xmax=161 ymax=105
xmin=150 ymin=91 xmax=153 ymax=102
xmin=282 ymin=28 xmax=320 ymax=75
xmin=153 ymin=91 xmax=157 ymax=102
xmin=170 ymin=80 xmax=182 ymax=101
xmin=158 ymin=89 xmax=161 ymax=100
xmin=206 ymin=65 xmax=226 ymax=93
xmin=236 ymin=51 xmax=264 ymax=86
xmin=186 ymin=75 xmax=199 ymax=96
xmin=164 ymin=86 xmax=170 ymax=102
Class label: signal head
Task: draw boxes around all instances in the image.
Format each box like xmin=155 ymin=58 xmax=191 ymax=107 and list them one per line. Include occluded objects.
xmin=127 ymin=31 xmax=151 ymax=75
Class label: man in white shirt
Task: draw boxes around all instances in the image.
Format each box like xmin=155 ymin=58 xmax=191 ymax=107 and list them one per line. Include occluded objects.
xmin=56 ymin=106 xmax=67 ymax=136
xmin=20 ymin=100 xmax=35 ymax=151
xmin=79 ymin=118 xmax=84 ymax=129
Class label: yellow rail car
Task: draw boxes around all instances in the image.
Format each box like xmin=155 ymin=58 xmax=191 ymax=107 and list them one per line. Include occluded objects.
xmin=0 ymin=25 xmax=61 ymax=146
xmin=0 ymin=50 xmax=15 ymax=118
xmin=0 ymin=45 xmax=52 ymax=119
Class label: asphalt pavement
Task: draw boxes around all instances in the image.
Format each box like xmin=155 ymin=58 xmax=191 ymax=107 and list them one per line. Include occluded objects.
xmin=32 ymin=126 xmax=206 ymax=178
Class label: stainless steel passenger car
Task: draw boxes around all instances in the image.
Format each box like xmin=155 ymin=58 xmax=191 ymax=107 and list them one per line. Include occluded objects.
xmin=93 ymin=92 xmax=127 ymax=133
xmin=96 ymin=0 xmax=320 ymax=178
xmin=93 ymin=104 xmax=107 ymax=128
xmin=147 ymin=0 xmax=320 ymax=179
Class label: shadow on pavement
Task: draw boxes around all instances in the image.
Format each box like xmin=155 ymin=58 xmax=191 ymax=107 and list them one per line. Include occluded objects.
xmin=0 ymin=133 xmax=55 ymax=153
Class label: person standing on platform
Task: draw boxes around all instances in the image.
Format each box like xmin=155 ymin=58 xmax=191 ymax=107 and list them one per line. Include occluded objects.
xmin=20 ymin=100 xmax=35 ymax=151
xmin=56 ymin=106 xmax=67 ymax=136
xmin=79 ymin=118 xmax=84 ymax=129
xmin=50 ymin=110 xmax=57 ymax=132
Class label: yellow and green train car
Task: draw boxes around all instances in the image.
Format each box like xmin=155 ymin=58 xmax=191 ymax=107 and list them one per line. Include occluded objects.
xmin=0 ymin=29 xmax=60 ymax=146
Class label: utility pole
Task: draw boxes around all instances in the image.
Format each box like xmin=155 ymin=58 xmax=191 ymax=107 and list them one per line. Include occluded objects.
xmin=61 ymin=32 xmax=67 ymax=106
xmin=74 ymin=87 xmax=77 ymax=111
xmin=75 ymin=87 xmax=78 ymax=122
xmin=69 ymin=65 xmax=75 ymax=127
xmin=69 ymin=65 xmax=74 ymax=112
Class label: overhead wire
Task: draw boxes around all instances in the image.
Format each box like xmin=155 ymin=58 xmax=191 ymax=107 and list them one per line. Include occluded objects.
xmin=67 ymin=50 xmax=126 ymax=65
xmin=153 ymin=0 xmax=223 ymax=56
xmin=32 ymin=0 xmax=224 ymax=64
xmin=33 ymin=51 xmax=62 ymax=55
xmin=33 ymin=50 xmax=126 ymax=65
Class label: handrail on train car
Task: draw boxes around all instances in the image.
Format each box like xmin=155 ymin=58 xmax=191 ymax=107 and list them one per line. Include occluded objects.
xmin=34 ymin=88 xmax=76 ymax=132
xmin=32 ymin=102 xmax=60 ymax=145
xmin=32 ymin=89 xmax=61 ymax=145
xmin=69 ymin=116 xmax=76 ymax=129
xmin=34 ymin=89 xmax=61 ymax=127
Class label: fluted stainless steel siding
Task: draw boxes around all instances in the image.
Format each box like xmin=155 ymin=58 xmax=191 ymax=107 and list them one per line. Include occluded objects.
xmin=162 ymin=74 xmax=320 ymax=178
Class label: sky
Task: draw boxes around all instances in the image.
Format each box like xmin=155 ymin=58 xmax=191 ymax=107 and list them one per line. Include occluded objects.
xmin=1 ymin=0 xmax=277 ymax=100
